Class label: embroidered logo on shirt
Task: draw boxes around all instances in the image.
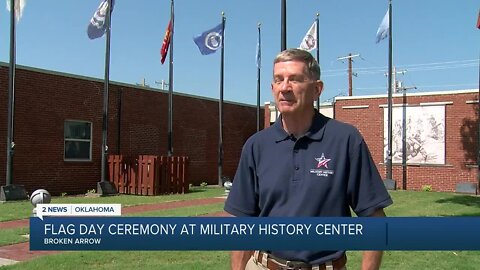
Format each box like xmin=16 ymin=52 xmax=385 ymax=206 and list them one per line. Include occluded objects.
xmin=310 ymin=153 xmax=334 ymax=177
xmin=315 ymin=153 xmax=331 ymax=168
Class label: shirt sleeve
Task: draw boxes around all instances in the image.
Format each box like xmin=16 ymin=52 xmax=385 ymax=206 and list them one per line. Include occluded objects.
xmin=347 ymin=138 xmax=393 ymax=217
xmin=224 ymin=139 xmax=260 ymax=217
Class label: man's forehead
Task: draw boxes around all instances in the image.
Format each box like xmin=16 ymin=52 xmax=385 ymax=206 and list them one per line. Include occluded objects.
xmin=273 ymin=61 xmax=307 ymax=73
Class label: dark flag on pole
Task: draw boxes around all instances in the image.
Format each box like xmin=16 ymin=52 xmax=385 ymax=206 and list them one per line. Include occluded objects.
xmin=161 ymin=20 xmax=172 ymax=64
xmin=193 ymin=23 xmax=223 ymax=55
xmin=87 ymin=0 xmax=115 ymax=40
xmin=477 ymin=9 xmax=480 ymax=29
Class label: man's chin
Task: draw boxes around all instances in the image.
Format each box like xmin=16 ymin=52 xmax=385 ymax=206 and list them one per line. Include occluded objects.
xmin=277 ymin=108 xmax=295 ymax=114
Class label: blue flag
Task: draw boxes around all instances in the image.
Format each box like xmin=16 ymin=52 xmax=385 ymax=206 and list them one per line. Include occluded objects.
xmin=87 ymin=0 xmax=115 ymax=40
xmin=193 ymin=23 xmax=223 ymax=55
xmin=256 ymin=28 xmax=261 ymax=68
xmin=376 ymin=8 xmax=389 ymax=43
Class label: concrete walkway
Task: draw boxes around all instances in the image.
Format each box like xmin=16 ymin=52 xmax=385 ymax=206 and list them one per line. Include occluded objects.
xmin=0 ymin=196 xmax=227 ymax=266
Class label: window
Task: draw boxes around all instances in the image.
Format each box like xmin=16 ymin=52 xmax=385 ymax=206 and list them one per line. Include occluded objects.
xmin=64 ymin=120 xmax=92 ymax=161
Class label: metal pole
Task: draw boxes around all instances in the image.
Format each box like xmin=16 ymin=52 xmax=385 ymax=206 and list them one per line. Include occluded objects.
xmin=281 ymin=0 xmax=286 ymax=51
xmin=402 ymin=89 xmax=407 ymax=190
xmin=386 ymin=0 xmax=393 ymax=181
xmin=477 ymin=53 xmax=480 ymax=193
xmin=100 ymin=0 xmax=113 ymax=183
xmin=316 ymin=13 xmax=320 ymax=111
xmin=348 ymin=53 xmax=353 ymax=96
xmin=256 ymin=23 xmax=261 ymax=132
xmin=167 ymin=0 xmax=174 ymax=157
xmin=218 ymin=13 xmax=226 ymax=186
xmin=5 ymin=0 xmax=16 ymax=186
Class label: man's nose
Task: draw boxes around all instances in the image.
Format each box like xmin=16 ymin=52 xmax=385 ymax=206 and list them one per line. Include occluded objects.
xmin=278 ymin=80 xmax=292 ymax=91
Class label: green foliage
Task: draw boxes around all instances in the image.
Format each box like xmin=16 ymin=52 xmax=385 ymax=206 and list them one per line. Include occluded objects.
xmin=60 ymin=192 xmax=67 ymax=197
xmin=422 ymin=185 xmax=433 ymax=192
xmin=200 ymin=182 xmax=208 ymax=188
xmin=86 ymin=189 xmax=96 ymax=194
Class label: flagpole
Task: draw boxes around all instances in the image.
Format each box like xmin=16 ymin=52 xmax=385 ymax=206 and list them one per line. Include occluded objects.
xmin=218 ymin=12 xmax=226 ymax=186
xmin=6 ymin=0 xmax=17 ymax=188
xmin=1 ymin=0 xmax=27 ymax=201
xmin=98 ymin=0 xmax=116 ymax=195
xmin=316 ymin=13 xmax=320 ymax=111
xmin=256 ymin=23 xmax=261 ymax=132
xmin=167 ymin=0 xmax=174 ymax=157
xmin=281 ymin=0 xmax=286 ymax=50
xmin=477 ymin=52 xmax=479 ymax=193
xmin=386 ymin=0 xmax=394 ymax=182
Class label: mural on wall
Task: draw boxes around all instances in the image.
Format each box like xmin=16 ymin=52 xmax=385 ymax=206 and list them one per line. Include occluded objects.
xmin=384 ymin=105 xmax=445 ymax=164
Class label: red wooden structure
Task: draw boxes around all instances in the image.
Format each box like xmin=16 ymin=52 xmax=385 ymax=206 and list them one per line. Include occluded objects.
xmin=108 ymin=155 xmax=189 ymax=195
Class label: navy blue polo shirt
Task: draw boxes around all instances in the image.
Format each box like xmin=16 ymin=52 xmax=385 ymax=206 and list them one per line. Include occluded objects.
xmin=224 ymin=111 xmax=393 ymax=264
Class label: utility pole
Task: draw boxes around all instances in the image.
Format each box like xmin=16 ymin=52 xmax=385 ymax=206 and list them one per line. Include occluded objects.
xmin=337 ymin=53 xmax=359 ymax=96
xmin=155 ymin=80 xmax=169 ymax=91
xmin=136 ymin=78 xmax=150 ymax=87
xmin=395 ymin=74 xmax=416 ymax=191
xmin=390 ymin=68 xmax=414 ymax=191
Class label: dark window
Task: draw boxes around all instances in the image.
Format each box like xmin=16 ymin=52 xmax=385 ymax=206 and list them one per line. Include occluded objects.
xmin=64 ymin=121 xmax=92 ymax=161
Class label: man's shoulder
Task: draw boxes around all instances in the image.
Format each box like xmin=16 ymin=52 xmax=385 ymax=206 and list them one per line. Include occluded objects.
xmin=243 ymin=125 xmax=277 ymax=147
xmin=323 ymin=117 xmax=362 ymax=138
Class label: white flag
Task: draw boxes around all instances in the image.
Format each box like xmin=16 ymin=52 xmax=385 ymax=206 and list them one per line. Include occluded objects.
xmin=376 ymin=8 xmax=389 ymax=43
xmin=87 ymin=0 xmax=115 ymax=40
xmin=299 ymin=21 xmax=317 ymax=52
xmin=6 ymin=0 xmax=26 ymax=22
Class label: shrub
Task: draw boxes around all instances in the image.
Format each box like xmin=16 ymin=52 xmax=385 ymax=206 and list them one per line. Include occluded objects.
xmin=422 ymin=185 xmax=432 ymax=192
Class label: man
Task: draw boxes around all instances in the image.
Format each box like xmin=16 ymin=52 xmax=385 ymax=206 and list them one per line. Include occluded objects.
xmin=224 ymin=49 xmax=393 ymax=270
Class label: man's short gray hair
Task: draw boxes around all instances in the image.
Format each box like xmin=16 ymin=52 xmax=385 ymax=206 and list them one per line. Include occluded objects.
xmin=273 ymin=48 xmax=321 ymax=80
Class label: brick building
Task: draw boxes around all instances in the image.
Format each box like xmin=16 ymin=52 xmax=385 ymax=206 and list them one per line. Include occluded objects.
xmin=264 ymin=89 xmax=479 ymax=193
xmin=0 ymin=64 xmax=261 ymax=195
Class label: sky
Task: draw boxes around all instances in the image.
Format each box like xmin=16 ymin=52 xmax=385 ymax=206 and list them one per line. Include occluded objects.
xmin=1 ymin=0 xmax=479 ymax=106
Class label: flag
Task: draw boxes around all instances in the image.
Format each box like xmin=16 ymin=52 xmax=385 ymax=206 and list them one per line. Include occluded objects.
xmin=6 ymin=0 xmax=26 ymax=21
xmin=160 ymin=20 xmax=172 ymax=64
xmin=299 ymin=21 xmax=317 ymax=51
xmin=87 ymin=0 xmax=115 ymax=40
xmin=193 ymin=23 xmax=223 ymax=55
xmin=256 ymin=29 xmax=261 ymax=68
xmin=477 ymin=9 xmax=480 ymax=29
xmin=376 ymin=8 xmax=389 ymax=43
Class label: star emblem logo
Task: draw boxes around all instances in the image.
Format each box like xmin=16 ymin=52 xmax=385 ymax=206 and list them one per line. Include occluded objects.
xmin=315 ymin=153 xmax=331 ymax=168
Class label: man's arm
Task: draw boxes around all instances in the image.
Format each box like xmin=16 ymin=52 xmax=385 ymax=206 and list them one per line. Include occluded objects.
xmin=223 ymin=212 xmax=253 ymax=270
xmin=361 ymin=208 xmax=386 ymax=270
xmin=231 ymin=251 xmax=253 ymax=270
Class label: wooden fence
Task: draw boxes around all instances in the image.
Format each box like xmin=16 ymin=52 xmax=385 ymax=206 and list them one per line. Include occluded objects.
xmin=108 ymin=155 xmax=189 ymax=195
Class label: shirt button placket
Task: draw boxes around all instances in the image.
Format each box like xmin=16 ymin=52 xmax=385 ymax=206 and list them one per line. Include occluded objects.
xmin=293 ymin=146 xmax=300 ymax=181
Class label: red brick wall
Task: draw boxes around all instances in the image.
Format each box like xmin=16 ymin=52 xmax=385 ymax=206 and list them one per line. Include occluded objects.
xmin=334 ymin=91 xmax=478 ymax=192
xmin=0 ymin=65 xmax=261 ymax=195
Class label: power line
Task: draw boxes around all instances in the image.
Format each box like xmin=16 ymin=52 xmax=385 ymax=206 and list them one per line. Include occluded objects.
xmin=322 ymin=58 xmax=479 ymax=76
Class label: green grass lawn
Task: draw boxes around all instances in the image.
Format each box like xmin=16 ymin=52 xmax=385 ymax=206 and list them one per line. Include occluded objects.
xmin=1 ymin=189 xmax=479 ymax=270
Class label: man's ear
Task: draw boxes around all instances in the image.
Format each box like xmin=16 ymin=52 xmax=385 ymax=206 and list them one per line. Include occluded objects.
xmin=315 ymin=80 xmax=324 ymax=98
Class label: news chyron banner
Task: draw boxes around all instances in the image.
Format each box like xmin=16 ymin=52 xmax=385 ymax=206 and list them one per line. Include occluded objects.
xmin=30 ymin=204 xmax=480 ymax=250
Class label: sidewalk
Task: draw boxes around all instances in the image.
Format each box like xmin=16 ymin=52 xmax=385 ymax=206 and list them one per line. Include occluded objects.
xmin=0 ymin=196 xmax=227 ymax=266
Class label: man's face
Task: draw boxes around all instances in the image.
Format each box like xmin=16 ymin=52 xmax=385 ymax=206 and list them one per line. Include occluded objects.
xmin=271 ymin=60 xmax=323 ymax=115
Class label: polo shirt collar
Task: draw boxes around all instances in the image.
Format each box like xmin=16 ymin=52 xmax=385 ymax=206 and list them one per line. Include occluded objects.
xmin=272 ymin=110 xmax=328 ymax=142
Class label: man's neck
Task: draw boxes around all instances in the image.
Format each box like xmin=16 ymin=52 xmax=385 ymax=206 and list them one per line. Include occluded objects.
xmin=281 ymin=109 xmax=315 ymax=138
